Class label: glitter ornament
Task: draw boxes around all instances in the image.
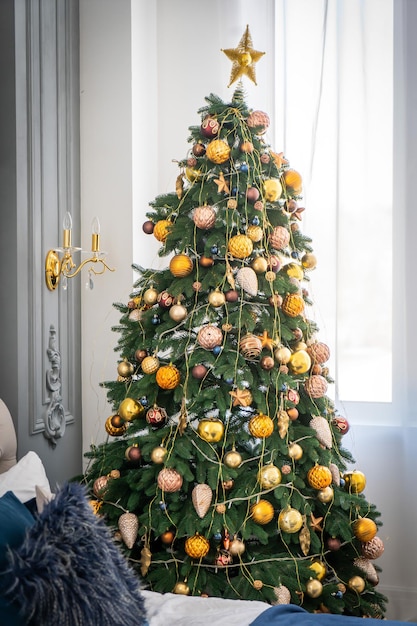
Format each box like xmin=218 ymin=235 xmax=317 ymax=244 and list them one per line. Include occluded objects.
xmin=197 ymin=325 xmax=223 ymax=349
xmin=361 ymin=536 xmax=385 ymax=559
xmin=228 ymin=234 xmax=253 ymax=259
xmin=309 ymin=415 xmax=332 ymax=448
xmin=278 ymin=507 xmax=303 ymax=533
xmin=153 ymin=219 xmax=171 ymax=242
xmin=236 ymin=267 xmax=258 ymax=296
xmin=118 ymin=512 xmax=138 ymax=549
xmin=185 ymin=533 xmax=210 ymax=559
xmin=307 ymin=465 xmax=333 ymax=490
xmin=206 ymin=139 xmax=231 ymax=164
xmin=329 ymin=463 xmax=341 ymax=486
xmin=157 ymin=468 xmax=183 ymax=493
xmin=282 ymin=293 xmax=304 ymax=317
xmin=249 ymin=412 xmax=274 ymax=438
xmin=247 ymin=224 xmax=263 ymax=242
xmin=193 ymin=205 xmax=216 ymax=229
xmin=169 ymin=253 xmax=193 ymax=277
xmin=304 ymin=375 xmax=328 ymax=398
xmin=250 ymin=499 xmax=274 ymax=524
xmin=156 ymin=364 xmax=181 ymax=390
xmin=192 ymin=483 xmax=213 ymax=518
xmin=141 ymin=355 xmax=160 ymax=374
xmin=353 ymin=518 xmax=377 ymax=542
xmin=197 ymin=418 xmax=225 ymax=443
xmin=269 ymin=225 xmax=290 ymax=250
xmin=239 ymin=333 xmax=263 ymax=360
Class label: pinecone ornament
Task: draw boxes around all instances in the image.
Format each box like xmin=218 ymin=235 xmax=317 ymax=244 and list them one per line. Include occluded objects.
xmin=236 ymin=267 xmax=258 ymax=296
xmin=310 ymin=415 xmax=332 ymax=448
xmin=272 ymin=584 xmax=291 ymax=605
xmin=353 ymin=557 xmax=379 ymax=585
xmin=118 ymin=512 xmax=138 ymax=549
xmin=192 ymin=483 xmax=213 ymax=518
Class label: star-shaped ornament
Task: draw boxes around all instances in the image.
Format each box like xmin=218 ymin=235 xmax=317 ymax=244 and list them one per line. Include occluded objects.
xmin=214 ymin=171 xmax=230 ymax=194
xmin=271 ymin=152 xmax=289 ymax=169
xmin=222 ymin=25 xmax=265 ymax=87
xmin=229 ymin=388 xmax=253 ymax=407
xmin=310 ymin=512 xmax=324 ymax=532
xmin=256 ymin=330 xmax=278 ymax=351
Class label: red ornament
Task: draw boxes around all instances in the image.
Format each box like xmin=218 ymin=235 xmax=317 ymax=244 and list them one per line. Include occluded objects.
xmin=142 ymin=220 xmax=154 ymax=234
xmin=157 ymin=291 xmax=174 ymax=308
xmin=192 ymin=364 xmax=208 ymax=379
xmin=333 ymin=415 xmax=350 ymax=434
xmin=201 ymin=116 xmax=219 ymax=138
xmin=146 ymin=405 xmax=168 ymax=426
xmin=225 ymin=290 xmax=239 ymax=302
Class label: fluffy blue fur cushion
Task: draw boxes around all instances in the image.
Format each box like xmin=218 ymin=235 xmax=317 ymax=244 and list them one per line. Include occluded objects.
xmin=0 ymin=481 xmax=148 ymax=626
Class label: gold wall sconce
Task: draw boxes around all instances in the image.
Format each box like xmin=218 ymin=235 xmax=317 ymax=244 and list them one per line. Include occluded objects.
xmin=45 ymin=212 xmax=115 ymax=291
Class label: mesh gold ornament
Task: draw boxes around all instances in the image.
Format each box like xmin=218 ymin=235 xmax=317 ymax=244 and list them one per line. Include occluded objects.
xmin=153 ymin=219 xmax=172 ymax=242
xmin=185 ymin=533 xmax=210 ymax=558
xmin=281 ymin=293 xmax=304 ymax=317
xmin=206 ymin=139 xmax=231 ymax=164
xmin=228 ymin=234 xmax=253 ymax=259
xmin=155 ymin=364 xmax=181 ymax=390
xmin=249 ymin=412 xmax=274 ymax=438
xmin=307 ymin=464 xmax=332 ymax=490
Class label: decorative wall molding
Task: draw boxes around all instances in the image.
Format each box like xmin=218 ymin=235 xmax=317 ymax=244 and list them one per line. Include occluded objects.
xmin=44 ymin=325 xmax=66 ymax=446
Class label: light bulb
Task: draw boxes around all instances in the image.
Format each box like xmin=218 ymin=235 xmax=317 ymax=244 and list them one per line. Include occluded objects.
xmin=62 ymin=212 xmax=72 ymax=248
xmin=91 ymin=216 xmax=100 ymax=252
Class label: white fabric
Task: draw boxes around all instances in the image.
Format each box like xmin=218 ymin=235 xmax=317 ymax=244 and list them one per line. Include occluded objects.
xmin=0 ymin=451 xmax=53 ymax=506
xmin=142 ymin=590 xmax=268 ymax=626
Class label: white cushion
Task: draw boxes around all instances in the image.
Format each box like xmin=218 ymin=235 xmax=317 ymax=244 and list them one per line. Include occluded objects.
xmin=0 ymin=451 xmax=53 ymax=506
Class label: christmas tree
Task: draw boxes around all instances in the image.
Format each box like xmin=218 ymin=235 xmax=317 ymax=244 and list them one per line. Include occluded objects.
xmin=82 ymin=27 xmax=387 ymax=618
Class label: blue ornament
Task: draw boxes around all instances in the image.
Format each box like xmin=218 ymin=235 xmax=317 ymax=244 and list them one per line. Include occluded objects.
xmin=240 ymin=163 xmax=248 ymax=173
xmin=211 ymin=245 xmax=219 ymax=255
xmin=159 ymin=501 xmax=167 ymax=511
xmin=291 ymin=251 xmax=299 ymax=259
xmin=334 ymin=591 xmax=343 ymax=599
xmin=140 ymin=396 xmax=148 ymax=406
xmin=152 ymin=314 xmax=161 ymax=325
xmin=280 ymin=383 xmax=288 ymax=392
xmin=213 ymin=532 xmax=222 ymax=541
xmin=225 ymin=378 xmax=234 ymax=385
xmin=232 ymin=187 xmax=238 ymax=196
xmin=251 ymin=216 xmax=260 ymax=226
xmin=340 ymin=478 xmax=346 ymax=488
xmin=212 ymin=345 xmax=222 ymax=356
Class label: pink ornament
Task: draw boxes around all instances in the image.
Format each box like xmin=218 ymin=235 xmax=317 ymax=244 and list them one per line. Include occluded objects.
xmin=197 ymin=325 xmax=223 ymax=349
xmin=361 ymin=536 xmax=385 ymax=560
xmin=246 ymin=110 xmax=270 ymax=134
xmin=246 ymin=187 xmax=260 ymax=203
xmin=269 ymin=226 xmax=290 ymax=250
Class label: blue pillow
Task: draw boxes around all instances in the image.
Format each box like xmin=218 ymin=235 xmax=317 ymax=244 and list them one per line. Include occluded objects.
xmin=0 ymin=490 xmax=35 ymax=625
xmin=0 ymin=481 xmax=147 ymax=626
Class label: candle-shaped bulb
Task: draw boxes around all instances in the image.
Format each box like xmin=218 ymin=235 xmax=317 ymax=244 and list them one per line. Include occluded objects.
xmin=63 ymin=212 xmax=72 ymax=248
xmin=91 ymin=216 xmax=100 ymax=252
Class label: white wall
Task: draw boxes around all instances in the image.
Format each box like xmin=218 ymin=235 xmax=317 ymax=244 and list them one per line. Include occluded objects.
xmin=79 ymin=1 xmax=417 ymax=620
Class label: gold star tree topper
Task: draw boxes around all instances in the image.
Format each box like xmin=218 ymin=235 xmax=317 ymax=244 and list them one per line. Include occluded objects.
xmin=222 ymin=25 xmax=265 ymax=87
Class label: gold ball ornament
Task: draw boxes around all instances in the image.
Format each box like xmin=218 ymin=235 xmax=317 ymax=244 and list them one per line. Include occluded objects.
xmin=343 ymin=470 xmax=366 ymax=494
xmin=249 ymin=413 xmax=274 ymax=438
xmin=141 ymin=355 xmax=160 ymax=374
xmin=206 ymin=139 xmax=231 ymax=164
xmin=197 ymin=418 xmax=225 ymax=443
xmin=169 ymin=303 xmax=188 ymax=322
xmin=288 ymin=442 xmax=303 ymax=460
xmin=155 ymin=364 xmax=181 ymax=390
xmin=193 ymin=205 xmax=216 ymax=229
xmin=105 ymin=415 xmax=128 ymax=436
xmin=285 ymin=262 xmax=304 ymax=280
xmin=309 ymin=560 xmax=327 ymax=581
xmin=281 ymin=293 xmax=304 ymax=317
xmin=269 ymin=225 xmax=290 ymax=250
xmin=185 ymin=167 xmax=202 ymax=182
xmin=173 ymin=581 xmax=190 ymax=595
xmin=307 ymin=465 xmax=333 ymax=490
xmin=197 ymin=325 xmax=223 ymax=349
xmin=283 ymin=168 xmax=303 ymax=194
xmin=274 ymin=346 xmax=291 ymax=364
xmin=240 ymin=140 xmax=254 ymax=153
xmin=258 ymin=464 xmax=282 ymax=489
xmin=228 ymin=234 xmax=253 ymax=259
xmin=317 ymin=486 xmax=334 ymax=503
xmin=306 ymin=578 xmax=323 ymax=598
xmin=185 ymin=533 xmax=210 ymax=559
xmin=247 ymin=225 xmax=263 ymax=242
xmin=250 ymin=499 xmax=275 ymax=525
xmin=157 ymin=467 xmax=183 ymax=493
xmin=169 ymin=253 xmax=193 ymax=278
xmin=348 ymin=575 xmax=366 ymax=593
xmin=304 ymin=375 xmax=328 ymax=398
xmin=150 ymin=445 xmax=167 ymax=464
xmin=288 ymin=350 xmax=311 ymax=374
xmin=263 ymin=178 xmax=282 ymax=202
xmin=251 ymin=256 xmax=268 ymax=274
xmin=352 ymin=518 xmax=377 ymax=542
xmin=118 ymin=398 xmax=145 ymax=421
xmin=223 ymin=448 xmax=242 ymax=468
xmin=117 ymin=359 xmax=134 ymax=378
xmin=302 ymin=252 xmax=317 ymax=270
xmin=153 ymin=219 xmax=172 ymax=242
xmin=208 ymin=289 xmax=226 ymax=307
xmin=278 ymin=507 xmax=303 ymax=533
xmin=143 ymin=287 xmax=159 ymax=305
xmin=239 ymin=333 xmax=263 ymax=360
